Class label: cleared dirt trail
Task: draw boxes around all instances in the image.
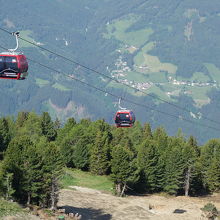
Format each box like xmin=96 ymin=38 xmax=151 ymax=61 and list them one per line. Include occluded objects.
xmin=58 ymin=187 xmax=220 ymax=220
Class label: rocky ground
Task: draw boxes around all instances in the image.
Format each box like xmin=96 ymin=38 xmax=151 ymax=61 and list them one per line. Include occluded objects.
xmin=57 ymin=186 xmax=220 ymax=220
xmin=3 ymin=187 xmax=220 ymax=220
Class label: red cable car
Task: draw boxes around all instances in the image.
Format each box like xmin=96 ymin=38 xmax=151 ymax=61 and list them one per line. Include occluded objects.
xmin=0 ymin=52 xmax=28 ymax=80
xmin=114 ymin=110 xmax=136 ymax=128
xmin=0 ymin=31 xmax=28 ymax=80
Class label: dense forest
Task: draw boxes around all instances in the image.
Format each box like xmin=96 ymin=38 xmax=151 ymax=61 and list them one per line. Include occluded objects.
xmin=0 ymin=112 xmax=220 ymax=209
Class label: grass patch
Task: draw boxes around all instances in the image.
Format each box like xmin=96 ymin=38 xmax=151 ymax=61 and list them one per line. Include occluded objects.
xmin=134 ymin=52 xmax=177 ymax=74
xmin=35 ymin=78 xmax=50 ymax=87
xmin=61 ymin=169 xmax=113 ymax=193
xmin=52 ymin=83 xmax=71 ymax=91
xmin=133 ymin=40 xmax=177 ymax=75
xmin=126 ymin=71 xmax=149 ymax=82
xmin=147 ymin=85 xmax=171 ymax=102
xmin=186 ymin=85 xmax=211 ymax=100
xmin=141 ymin=42 xmax=156 ymax=53
xmin=162 ymin=83 xmax=183 ymax=97
xmin=147 ymin=72 xmax=168 ymax=83
xmin=0 ymin=199 xmax=25 ymax=218
xmin=204 ymin=63 xmax=220 ymax=83
xmin=19 ymin=30 xmax=37 ymax=48
xmin=190 ymin=72 xmax=211 ymax=83
xmin=183 ymin=85 xmax=211 ymax=107
xmin=104 ymin=14 xmax=153 ymax=47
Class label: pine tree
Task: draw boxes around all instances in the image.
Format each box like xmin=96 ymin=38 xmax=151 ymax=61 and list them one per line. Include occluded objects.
xmin=205 ymin=157 xmax=220 ymax=192
xmin=0 ymin=118 xmax=11 ymax=155
xmin=23 ymin=144 xmax=44 ymax=205
xmin=163 ymin=137 xmax=185 ymax=195
xmin=73 ymin=135 xmax=90 ymax=170
xmin=151 ymin=127 xmax=169 ymax=191
xmin=200 ymin=139 xmax=220 ymax=192
xmin=15 ymin=112 xmax=29 ymax=128
xmin=182 ymin=136 xmax=199 ymax=196
xmin=153 ymin=127 xmax=168 ymax=153
xmin=56 ymin=117 xmax=76 ymax=144
xmin=2 ymin=173 xmax=15 ymax=200
xmin=142 ymin=123 xmax=153 ymax=140
xmin=137 ymin=140 xmax=159 ymax=192
xmin=39 ymin=142 xmax=63 ymax=209
xmin=90 ymin=131 xmax=110 ymax=175
xmin=41 ymin=112 xmax=57 ymax=141
xmin=111 ymin=145 xmax=139 ymax=196
xmin=2 ymin=135 xmax=41 ymax=203
xmin=16 ymin=112 xmax=42 ymax=144
xmin=129 ymin=121 xmax=143 ymax=146
xmin=58 ymin=122 xmax=92 ymax=167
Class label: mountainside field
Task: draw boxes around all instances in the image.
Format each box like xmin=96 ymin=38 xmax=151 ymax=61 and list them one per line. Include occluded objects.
xmin=0 ymin=0 xmax=220 ymax=143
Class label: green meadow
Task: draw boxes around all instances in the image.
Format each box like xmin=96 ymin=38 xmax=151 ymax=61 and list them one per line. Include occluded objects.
xmin=61 ymin=169 xmax=113 ymax=193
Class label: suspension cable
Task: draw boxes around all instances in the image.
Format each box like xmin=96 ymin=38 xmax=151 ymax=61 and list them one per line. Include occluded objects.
xmin=0 ymin=27 xmax=219 ymax=127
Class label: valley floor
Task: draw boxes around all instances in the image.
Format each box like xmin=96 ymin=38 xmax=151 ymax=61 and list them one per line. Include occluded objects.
xmin=58 ymin=186 xmax=220 ymax=220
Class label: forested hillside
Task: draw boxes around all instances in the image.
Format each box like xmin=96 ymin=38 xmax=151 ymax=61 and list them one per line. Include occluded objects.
xmin=0 ymin=112 xmax=220 ymax=208
xmin=0 ymin=0 xmax=220 ymax=143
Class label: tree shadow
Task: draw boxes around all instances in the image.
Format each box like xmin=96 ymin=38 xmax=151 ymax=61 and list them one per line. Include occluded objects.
xmin=59 ymin=205 xmax=112 ymax=220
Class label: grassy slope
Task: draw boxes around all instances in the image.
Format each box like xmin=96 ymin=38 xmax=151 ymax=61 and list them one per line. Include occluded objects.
xmin=104 ymin=15 xmax=178 ymax=102
xmin=61 ymin=168 xmax=113 ymax=193
xmin=0 ymin=199 xmax=25 ymax=218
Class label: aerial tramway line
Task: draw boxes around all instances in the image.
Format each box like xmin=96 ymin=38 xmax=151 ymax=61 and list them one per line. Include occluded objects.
xmin=0 ymin=30 xmax=135 ymax=127
xmin=1 ymin=28 xmax=220 ymax=132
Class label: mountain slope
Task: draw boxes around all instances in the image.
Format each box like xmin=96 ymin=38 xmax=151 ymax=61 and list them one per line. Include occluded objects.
xmin=0 ymin=0 xmax=220 ymax=143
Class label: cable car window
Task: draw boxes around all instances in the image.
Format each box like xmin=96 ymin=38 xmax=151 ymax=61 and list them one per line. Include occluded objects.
xmin=118 ymin=113 xmax=130 ymax=121
xmin=130 ymin=111 xmax=135 ymax=121
xmin=0 ymin=57 xmax=4 ymax=71
xmin=5 ymin=56 xmax=18 ymax=71
xmin=20 ymin=56 xmax=28 ymax=72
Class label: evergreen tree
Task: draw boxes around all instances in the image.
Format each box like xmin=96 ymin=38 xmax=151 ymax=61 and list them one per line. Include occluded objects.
xmin=15 ymin=112 xmax=29 ymax=128
xmin=1 ymin=173 xmax=15 ymax=200
xmin=163 ymin=136 xmax=186 ymax=195
xmin=111 ymin=128 xmax=126 ymax=147
xmin=129 ymin=121 xmax=143 ymax=146
xmin=153 ymin=127 xmax=168 ymax=153
xmin=16 ymin=112 xmax=42 ymax=143
xmin=200 ymin=139 xmax=220 ymax=192
xmin=73 ymin=135 xmax=90 ymax=170
xmin=142 ymin=123 xmax=153 ymax=140
xmin=2 ymin=136 xmax=40 ymax=203
xmin=90 ymin=130 xmax=110 ymax=175
xmin=58 ymin=127 xmax=79 ymax=167
xmin=54 ymin=118 xmax=61 ymax=130
xmin=137 ymin=140 xmax=159 ymax=192
xmin=111 ymin=145 xmax=139 ymax=196
xmin=151 ymin=127 xmax=169 ymax=191
xmin=182 ymin=139 xmax=198 ymax=196
xmin=0 ymin=118 xmax=11 ymax=155
xmin=205 ymin=157 xmax=220 ymax=192
xmin=188 ymin=135 xmax=200 ymax=156
xmin=21 ymin=143 xmax=43 ymax=205
xmin=39 ymin=142 xmax=63 ymax=209
xmin=56 ymin=117 xmax=76 ymax=144
xmin=41 ymin=112 xmax=57 ymax=141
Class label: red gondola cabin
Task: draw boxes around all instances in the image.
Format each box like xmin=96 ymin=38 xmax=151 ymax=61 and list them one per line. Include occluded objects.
xmin=114 ymin=110 xmax=135 ymax=127
xmin=0 ymin=52 xmax=28 ymax=80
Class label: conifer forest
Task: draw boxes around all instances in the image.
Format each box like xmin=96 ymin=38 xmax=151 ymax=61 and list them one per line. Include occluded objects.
xmin=0 ymin=112 xmax=220 ymax=209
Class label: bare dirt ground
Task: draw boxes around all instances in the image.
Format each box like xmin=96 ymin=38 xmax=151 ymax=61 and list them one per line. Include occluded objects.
xmin=58 ymin=186 xmax=220 ymax=220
